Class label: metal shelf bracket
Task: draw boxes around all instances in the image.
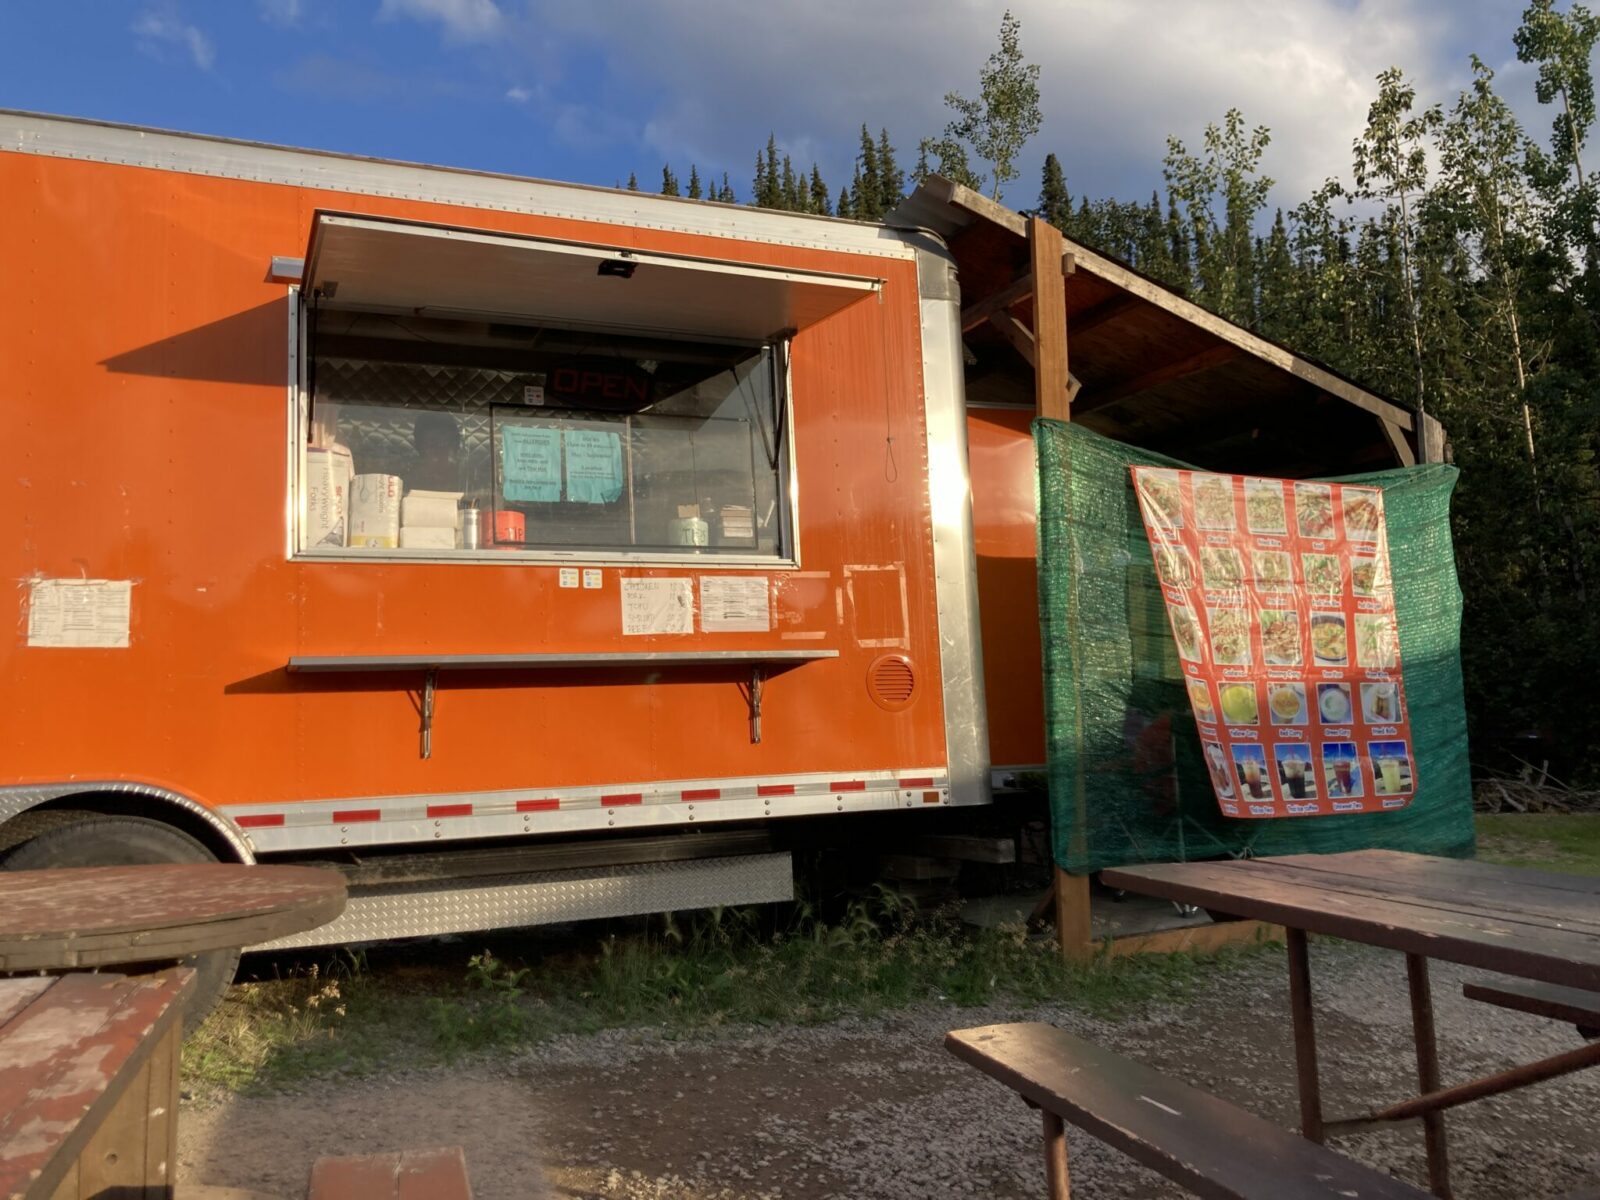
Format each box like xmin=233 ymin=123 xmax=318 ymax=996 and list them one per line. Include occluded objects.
xmin=420 ymin=669 xmax=437 ymax=760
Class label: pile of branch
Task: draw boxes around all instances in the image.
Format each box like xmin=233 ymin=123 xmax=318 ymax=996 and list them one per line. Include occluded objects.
xmin=1474 ymin=765 xmax=1600 ymax=814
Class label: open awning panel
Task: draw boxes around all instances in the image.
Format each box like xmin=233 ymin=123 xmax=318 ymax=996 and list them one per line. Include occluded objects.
xmin=302 ymin=212 xmax=881 ymax=343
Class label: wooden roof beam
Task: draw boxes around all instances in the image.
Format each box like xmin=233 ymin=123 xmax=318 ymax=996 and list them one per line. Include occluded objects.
xmin=1074 ymin=343 xmax=1238 ymax=415
xmin=961 ymin=272 xmax=1035 ymax=333
xmin=1064 ymin=294 xmax=1141 ymax=339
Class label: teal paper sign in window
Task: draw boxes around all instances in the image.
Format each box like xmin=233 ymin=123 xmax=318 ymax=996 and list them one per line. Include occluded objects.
xmin=500 ymin=425 xmax=563 ymax=502
xmin=565 ymin=429 xmax=624 ymax=505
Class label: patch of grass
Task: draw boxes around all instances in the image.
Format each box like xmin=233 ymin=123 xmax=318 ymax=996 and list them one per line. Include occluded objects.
xmin=183 ymin=889 xmax=1269 ymax=1094
xmin=1475 ymin=813 xmax=1600 ymax=876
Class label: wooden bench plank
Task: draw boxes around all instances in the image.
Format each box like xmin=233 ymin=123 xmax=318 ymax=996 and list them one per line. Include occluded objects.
xmin=1464 ymin=978 xmax=1600 ymax=1037
xmin=947 ymin=1023 xmax=1428 ymax=1199
xmin=307 ymin=1146 xmax=472 ymax=1200
xmin=0 ymin=970 xmax=191 ymax=1200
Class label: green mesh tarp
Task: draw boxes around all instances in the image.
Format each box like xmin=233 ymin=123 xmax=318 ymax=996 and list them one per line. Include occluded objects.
xmin=1036 ymin=419 xmax=1474 ymax=874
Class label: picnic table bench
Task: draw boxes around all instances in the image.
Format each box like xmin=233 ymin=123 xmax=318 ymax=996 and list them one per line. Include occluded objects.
xmin=947 ymin=1022 xmax=1429 ymax=1199
xmin=1102 ymin=850 xmax=1600 ymax=1199
xmin=0 ymin=969 xmax=192 ymax=1200
xmin=0 ymin=863 xmax=349 ymax=1200
xmin=1462 ymin=978 xmax=1600 ymax=1040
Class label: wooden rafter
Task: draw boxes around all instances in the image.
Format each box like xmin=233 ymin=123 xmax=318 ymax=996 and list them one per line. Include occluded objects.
xmin=1376 ymin=417 xmax=1417 ymax=467
xmin=1074 ymin=343 xmax=1237 ymax=414
xmin=1064 ymin=294 xmax=1140 ymax=338
xmin=961 ymin=273 xmax=1035 ymax=333
xmin=914 ymin=178 xmax=1419 ymax=433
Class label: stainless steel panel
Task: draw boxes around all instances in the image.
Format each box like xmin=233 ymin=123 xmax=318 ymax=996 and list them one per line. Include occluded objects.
xmin=913 ymin=240 xmax=991 ymax=808
xmin=233 ymin=779 xmax=945 ymax=854
xmin=252 ymin=852 xmax=793 ymax=950
xmin=3 ymin=111 xmax=920 ymax=261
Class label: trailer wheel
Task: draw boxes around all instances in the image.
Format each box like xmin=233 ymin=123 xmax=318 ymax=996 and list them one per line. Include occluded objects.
xmin=1 ymin=814 xmax=242 ymax=1029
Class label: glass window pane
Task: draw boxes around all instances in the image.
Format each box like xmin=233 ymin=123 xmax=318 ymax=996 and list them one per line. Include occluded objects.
xmin=302 ymin=313 xmax=787 ymax=559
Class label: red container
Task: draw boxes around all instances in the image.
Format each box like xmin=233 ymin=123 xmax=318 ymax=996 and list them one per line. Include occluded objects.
xmin=482 ymin=509 xmax=525 ymax=547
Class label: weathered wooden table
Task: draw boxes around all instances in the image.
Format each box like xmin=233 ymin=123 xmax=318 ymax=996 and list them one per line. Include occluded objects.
xmin=1102 ymin=849 xmax=1600 ymax=1199
xmin=0 ymin=863 xmax=347 ymax=971
xmin=0 ymin=863 xmax=348 ymax=1199
xmin=0 ymin=969 xmax=192 ymax=1200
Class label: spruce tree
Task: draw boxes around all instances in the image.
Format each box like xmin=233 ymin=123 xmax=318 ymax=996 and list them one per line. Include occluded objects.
xmin=810 ymin=165 xmax=831 ymax=216
xmin=626 ymin=172 xmax=639 ymax=192
xmin=857 ymin=126 xmax=882 ymax=219
xmin=878 ymin=128 xmax=904 ymax=210
xmin=1038 ymin=153 xmax=1071 ymax=228
xmin=687 ymin=164 xmax=703 ymax=200
xmin=781 ymin=155 xmax=799 ymax=211
xmin=661 ymin=165 xmax=679 ymax=196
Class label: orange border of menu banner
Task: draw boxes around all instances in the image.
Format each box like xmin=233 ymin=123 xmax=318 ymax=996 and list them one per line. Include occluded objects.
xmin=1131 ymin=467 xmax=1416 ymax=819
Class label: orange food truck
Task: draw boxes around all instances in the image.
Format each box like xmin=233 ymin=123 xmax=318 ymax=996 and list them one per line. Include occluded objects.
xmin=0 ymin=111 xmax=993 ymax=1008
xmin=2 ymin=113 xmax=1432 ymax=1008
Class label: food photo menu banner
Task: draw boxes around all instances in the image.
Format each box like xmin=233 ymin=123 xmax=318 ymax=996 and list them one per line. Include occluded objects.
xmin=1131 ymin=467 xmax=1416 ymax=819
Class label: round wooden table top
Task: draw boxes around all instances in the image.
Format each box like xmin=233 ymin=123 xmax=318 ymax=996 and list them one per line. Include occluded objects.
xmin=0 ymin=864 xmax=347 ymax=971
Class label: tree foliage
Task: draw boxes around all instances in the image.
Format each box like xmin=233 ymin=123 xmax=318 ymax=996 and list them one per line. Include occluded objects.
xmin=938 ymin=9 xmax=1041 ymax=200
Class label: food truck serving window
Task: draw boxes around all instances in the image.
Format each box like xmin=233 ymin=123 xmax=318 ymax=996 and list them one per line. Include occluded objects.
xmin=295 ymin=213 xmax=876 ymax=562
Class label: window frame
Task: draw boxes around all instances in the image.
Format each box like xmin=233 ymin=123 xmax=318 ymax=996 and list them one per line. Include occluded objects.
xmin=287 ymin=288 xmax=802 ymax=568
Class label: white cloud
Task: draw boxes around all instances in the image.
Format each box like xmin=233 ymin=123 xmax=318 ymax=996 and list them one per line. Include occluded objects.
xmin=132 ymin=5 xmax=216 ymax=72
xmin=506 ymin=0 xmax=1534 ymax=210
xmin=505 ymin=85 xmax=532 ymax=103
xmin=259 ymin=0 xmax=304 ymax=27
xmin=380 ymin=0 xmax=503 ymax=41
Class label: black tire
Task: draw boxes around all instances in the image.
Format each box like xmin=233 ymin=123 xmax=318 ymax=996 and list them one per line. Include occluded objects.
xmin=1 ymin=813 xmax=241 ymax=1029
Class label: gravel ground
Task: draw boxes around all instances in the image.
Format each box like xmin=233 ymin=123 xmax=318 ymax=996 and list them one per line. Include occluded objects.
xmin=179 ymin=940 xmax=1600 ymax=1199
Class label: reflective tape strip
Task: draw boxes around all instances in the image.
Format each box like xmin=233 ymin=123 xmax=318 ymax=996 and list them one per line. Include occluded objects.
xmin=427 ymin=803 xmax=473 ymax=818
xmin=219 ymin=767 xmax=952 ymax=852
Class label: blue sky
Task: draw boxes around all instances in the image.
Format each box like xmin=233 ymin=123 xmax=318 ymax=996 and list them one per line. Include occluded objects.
xmin=0 ymin=1 xmax=1582 ymax=214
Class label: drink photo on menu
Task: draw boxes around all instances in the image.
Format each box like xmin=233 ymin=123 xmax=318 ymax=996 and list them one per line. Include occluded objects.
xmin=1369 ymin=739 xmax=1414 ymax=797
xmin=1321 ymin=741 xmax=1364 ymax=799
xmin=1231 ymin=743 xmax=1273 ymax=802
xmin=1275 ymin=744 xmax=1318 ymax=800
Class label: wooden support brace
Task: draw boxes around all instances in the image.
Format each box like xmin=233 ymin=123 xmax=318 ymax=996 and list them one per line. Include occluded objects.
xmin=1377 ymin=416 xmax=1418 ymax=467
xmin=961 ymin=272 xmax=1035 ymax=332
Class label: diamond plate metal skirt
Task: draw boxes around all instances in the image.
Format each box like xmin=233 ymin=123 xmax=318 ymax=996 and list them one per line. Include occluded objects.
xmin=250 ymin=852 xmax=794 ymax=951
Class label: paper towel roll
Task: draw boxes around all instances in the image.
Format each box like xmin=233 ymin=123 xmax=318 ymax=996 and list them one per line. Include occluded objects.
xmin=349 ymin=474 xmax=402 ymax=548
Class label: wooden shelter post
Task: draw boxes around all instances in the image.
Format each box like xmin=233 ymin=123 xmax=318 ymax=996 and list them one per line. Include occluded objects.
xmin=1026 ymin=215 xmax=1096 ymax=958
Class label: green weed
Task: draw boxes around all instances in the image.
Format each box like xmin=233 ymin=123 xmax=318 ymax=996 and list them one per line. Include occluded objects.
xmin=183 ymin=893 xmax=1268 ymax=1095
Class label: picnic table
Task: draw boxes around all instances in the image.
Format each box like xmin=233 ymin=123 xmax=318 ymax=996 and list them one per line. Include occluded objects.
xmin=0 ymin=863 xmax=348 ymax=1199
xmin=0 ymin=864 xmax=347 ymax=971
xmin=1101 ymin=849 xmax=1600 ymax=1199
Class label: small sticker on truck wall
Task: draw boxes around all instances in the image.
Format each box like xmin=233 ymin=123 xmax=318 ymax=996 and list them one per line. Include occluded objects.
xmin=26 ymin=579 xmax=133 ymax=648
